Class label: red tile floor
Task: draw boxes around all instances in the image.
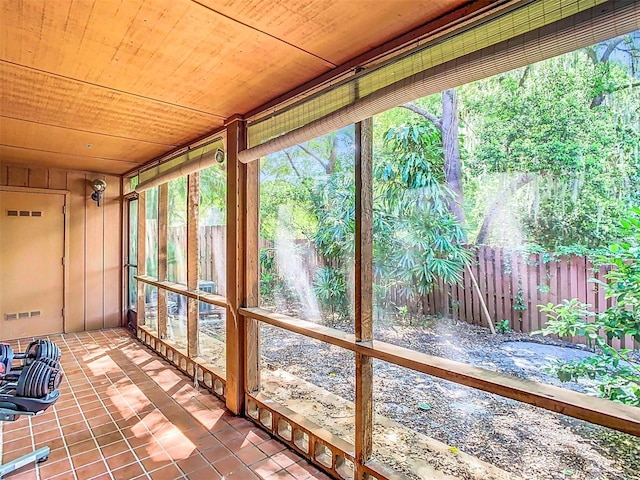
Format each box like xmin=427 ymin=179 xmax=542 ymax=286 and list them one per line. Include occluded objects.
xmin=0 ymin=329 xmax=331 ymax=480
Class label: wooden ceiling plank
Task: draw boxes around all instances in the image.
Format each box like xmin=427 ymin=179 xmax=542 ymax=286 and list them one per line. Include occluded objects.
xmin=0 ymin=62 xmax=223 ymax=146
xmin=0 ymin=116 xmax=176 ymax=163
xmin=1 ymin=0 xmax=330 ymax=116
xmin=0 ymin=145 xmax=139 ymax=175
xmin=199 ymin=0 xmax=470 ymax=66
xmin=0 ymin=144 xmax=139 ymax=165
xmin=0 ymin=114 xmax=177 ymax=146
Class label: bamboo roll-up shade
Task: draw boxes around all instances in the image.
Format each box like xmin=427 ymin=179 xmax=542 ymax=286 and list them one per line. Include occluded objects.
xmin=241 ymin=0 xmax=634 ymax=163
xmin=135 ymin=138 xmax=225 ymax=193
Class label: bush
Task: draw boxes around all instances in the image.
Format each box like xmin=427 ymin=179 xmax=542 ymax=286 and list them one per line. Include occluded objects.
xmin=534 ymin=207 xmax=640 ymax=406
xmin=313 ymin=266 xmax=350 ymax=324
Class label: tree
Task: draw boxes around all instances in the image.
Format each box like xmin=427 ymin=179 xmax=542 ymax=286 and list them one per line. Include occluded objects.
xmin=373 ymin=122 xmax=472 ymax=311
xmin=462 ymin=39 xmax=640 ymax=248
xmin=585 ymin=34 xmax=640 ymax=108
xmin=401 ymin=88 xmax=466 ymax=233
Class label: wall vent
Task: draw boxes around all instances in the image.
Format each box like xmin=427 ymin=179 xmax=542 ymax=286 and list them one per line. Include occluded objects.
xmin=4 ymin=311 xmax=42 ymax=320
xmin=31 ymin=211 xmax=42 ymax=217
xmin=7 ymin=210 xmax=18 ymax=216
xmin=19 ymin=211 xmax=29 ymax=217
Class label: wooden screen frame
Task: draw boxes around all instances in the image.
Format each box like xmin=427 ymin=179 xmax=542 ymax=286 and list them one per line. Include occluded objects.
xmin=134 ymin=116 xmax=639 ymax=480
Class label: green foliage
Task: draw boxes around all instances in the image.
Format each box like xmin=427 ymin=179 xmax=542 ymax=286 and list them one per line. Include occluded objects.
xmin=259 ymin=248 xmax=279 ymax=305
xmin=463 ymin=44 xmax=640 ymax=249
xmin=259 ymin=247 xmax=306 ymax=308
xmin=534 ymin=207 xmax=640 ymax=405
xmin=495 ymin=319 xmax=512 ymax=334
xmin=259 ymin=127 xmax=356 ymax=322
xmin=260 ymin=178 xmax=316 ymax=240
xmin=199 ymin=164 xmax=226 ymax=221
xmin=373 ymin=121 xmax=472 ymax=302
xmin=312 ymin=169 xmax=355 ymax=260
xmin=313 ymin=266 xmax=349 ymax=324
xmin=513 ymin=283 xmax=527 ymax=312
xmin=256 ymin=34 xmax=640 ymax=329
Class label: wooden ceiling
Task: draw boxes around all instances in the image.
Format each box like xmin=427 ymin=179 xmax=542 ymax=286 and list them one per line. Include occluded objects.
xmin=0 ymin=0 xmax=473 ymax=175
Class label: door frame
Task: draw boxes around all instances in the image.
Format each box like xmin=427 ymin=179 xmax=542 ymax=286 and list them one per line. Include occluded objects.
xmin=0 ymin=185 xmax=70 ymax=333
xmin=123 ymin=191 xmax=139 ymax=327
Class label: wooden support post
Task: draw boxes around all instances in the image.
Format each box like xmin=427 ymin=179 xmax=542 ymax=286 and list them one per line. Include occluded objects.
xmin=157 ymin=183 xmax=168 ymax=339
xmin=245 ymin=159 xmax=261 ymax=394
xmin=355 ymin=118 xmax=374 ymax=479
xmin=136 ymin=191 xmax=146 ymax=326
xmin=187 ymin=173 xmax=200 ymax=357
xmin=226 ymin=117 xmax=248 ymax=414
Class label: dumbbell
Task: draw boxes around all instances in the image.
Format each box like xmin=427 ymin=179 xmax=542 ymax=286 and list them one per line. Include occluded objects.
xmin=0 ymin=359 xmax=63 ymax=398
xmin=0 ymin=344 xmax=12 ymax=375
xmin=20 ymin=340 xmax=62 ymax=366
xmin=0 ymin=340 xmax=61 ymax=374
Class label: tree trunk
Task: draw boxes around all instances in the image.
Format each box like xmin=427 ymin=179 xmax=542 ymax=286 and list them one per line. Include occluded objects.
xmin=441 ymin=89 xmax=466 ymax=233
xmin=475 ymin=172 xmax=535 ymax=245
xmin=587 ymin=37 xmax=625 ymax=109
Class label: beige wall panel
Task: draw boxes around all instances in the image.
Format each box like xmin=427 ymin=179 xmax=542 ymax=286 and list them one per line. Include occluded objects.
xmin=0 ymin=63 xmax=222 ymax=145
xmin=0 ymin=146 xmax=139 ymax=176
xmin=85 ymin=175 xmax=105 ymax=331
xmin=0 ymin=165 xmax=8 ymax=185
xmin=103 ymin=174 xmax=122 ymax=328
xmin=28 ymin=168 xmax=48 ymax=189
xmin=0 ymin=1 xmax=328 ymax=117
xmin=66 ymin=171 xmax=87 ymax=332
xmin=0 ymin=116 xmax=176 ymax=164
xmin=205 ymin=0 xmax=468 ymax=65
xmin=1 ymin=165 xmax=124 ymax=337
xmin=7 ymin=166 xmax=28 ymax=186
xmin=48 ymin=169 xmax=68 ymax=190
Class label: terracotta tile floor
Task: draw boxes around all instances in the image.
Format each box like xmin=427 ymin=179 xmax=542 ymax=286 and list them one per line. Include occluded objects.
xmin=0 ymin=329 xmax=331 ymax=480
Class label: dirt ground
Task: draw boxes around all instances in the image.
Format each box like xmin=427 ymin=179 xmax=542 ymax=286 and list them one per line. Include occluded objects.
xmin=253 ymin=317 xmax=640 ymax=480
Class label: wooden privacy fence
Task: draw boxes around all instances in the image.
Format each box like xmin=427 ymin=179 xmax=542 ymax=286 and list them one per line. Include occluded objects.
xmin=192 ymin=229 xmax=634 ymax=349
xmin=166 ymin=226 xmax=226 ymax=291
xmin=439 ymin=246 xmax=635 ymax=350
xmin=198 ymin=225 xmax=226 ymax=286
